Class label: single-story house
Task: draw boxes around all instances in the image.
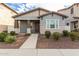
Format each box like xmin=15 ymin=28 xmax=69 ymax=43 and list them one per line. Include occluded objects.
xmin=13 ymin=8 xmax=70 ymax=34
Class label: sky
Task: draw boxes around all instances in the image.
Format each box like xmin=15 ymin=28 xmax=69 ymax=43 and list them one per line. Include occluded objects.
xmin=5 ymin=0 xmax=79 ymax=13
xmin=6 ymin=3 xmax=39 ymax=13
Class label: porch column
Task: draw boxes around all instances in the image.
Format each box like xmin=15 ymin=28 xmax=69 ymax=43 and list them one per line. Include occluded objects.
xmin=27 ymin=20 xmax=31 ymax=28
xmin=78 ymin=20 xmax=79 ymax=29
xmin=14 ymin=20 xmax=20 ymax=33
xmin=18 ymin=20 xmax=20 ymax=33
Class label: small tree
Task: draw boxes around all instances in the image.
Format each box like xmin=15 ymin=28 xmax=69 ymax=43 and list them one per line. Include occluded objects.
xmin=10 ymin=31 xmax=16 ymax=36
xmin=63 ymin=30 xmax=69 ymax=37
xmin=4 ymin=35 xmax=15 ymax=43
xmin=52 ymin=32 xmax=61 ymax=41
xmin=0 ymin=32 xmax=7 ymax=42
xmin=45 ymin=31 xmax=51 ymax=39
xmin=69 ymin=32 xmax=78 ymax=41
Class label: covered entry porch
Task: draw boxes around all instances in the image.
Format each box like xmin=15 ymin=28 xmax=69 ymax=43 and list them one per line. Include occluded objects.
xmin=71 ymin=21 xmax=78 ymax=31
xmin=70 ymin=17 xmax=79 ymax=31
xmin=18 ymin=20 xmax=40 ymax=33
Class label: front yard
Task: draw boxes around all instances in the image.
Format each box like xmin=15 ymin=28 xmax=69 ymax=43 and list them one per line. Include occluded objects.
xmin=36 ymin=31 xmax=79 ymax=49
xmin=0 ymin=34 xmax=29 ymax=49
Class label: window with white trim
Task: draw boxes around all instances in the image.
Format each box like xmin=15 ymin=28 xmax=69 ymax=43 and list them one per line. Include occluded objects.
xmin=46 ymin=19 xmax=59 ymax=29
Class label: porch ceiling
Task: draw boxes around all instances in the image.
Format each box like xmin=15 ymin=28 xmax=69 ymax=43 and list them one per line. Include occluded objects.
xmin=71 ymin=21 xmax=78 ymax=23
xmin=15 ymin=17 xmax=39 ymax=20
xmin=69 ymin=18 xmax=79 ymax=22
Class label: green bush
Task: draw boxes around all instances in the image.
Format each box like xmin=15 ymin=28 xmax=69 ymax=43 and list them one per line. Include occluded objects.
xmin=0 ymin=32 xmax=7 ymax=42
xmin=69 ymin=32 xmax=78 ymax=41
xmin=45 ymin=31 xmax=51 ymax=39
xmin=10 ymin=31 xmax=16 ymax=36
xmin=4 ymin=35 xmax=15 ymax=43
xmin=63 ymin=30 xmax=69 ymax=36
xmin=52 ymin=32 xmax=61 ymax=41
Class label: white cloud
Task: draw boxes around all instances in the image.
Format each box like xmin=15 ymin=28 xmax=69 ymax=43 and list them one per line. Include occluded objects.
xmin=19 ymin=0 xmax=79 ymax=11
xmin=16 ymin=3 xmax=39 ymax=13
xmin=17 ymin=8 xmax=25 ymax=13
xmin=1 ymin=0 xmax=79 ymax=11
xmin=36 ymin=0 xmax=79 ymax=11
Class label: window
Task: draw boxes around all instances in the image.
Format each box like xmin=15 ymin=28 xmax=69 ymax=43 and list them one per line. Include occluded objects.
xmin=71 ymin=8 xmax=73 ymax=14
xmin=46 ymin=19 xmax=59 ymax=29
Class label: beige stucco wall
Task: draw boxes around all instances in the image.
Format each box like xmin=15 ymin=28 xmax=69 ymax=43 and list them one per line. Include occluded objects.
xmin=40 ymin=14 xmax=70 ymax=34
xmin=0 ymin=4 xmax=17 ymax=32
xmin=58 ymin=4 xmax=79 ymax=17
xmin=73 ymin=4 xmax=79 ymax=17
xmin=58 ymin=9 xmax=71 ymax=17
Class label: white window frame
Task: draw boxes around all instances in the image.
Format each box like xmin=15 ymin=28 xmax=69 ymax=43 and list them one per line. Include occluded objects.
xmin=46 ymin=19 xmax=59 ymax=29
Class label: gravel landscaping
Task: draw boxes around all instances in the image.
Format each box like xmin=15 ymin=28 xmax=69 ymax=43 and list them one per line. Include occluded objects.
xmin=0 ymin=34 xmax=29 ymax=49
xmin=36 ymin=34 xmax=79 ymax=49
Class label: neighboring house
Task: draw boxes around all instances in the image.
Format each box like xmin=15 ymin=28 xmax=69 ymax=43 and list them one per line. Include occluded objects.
xmin=58 ymin=3 xmax=79 ymax=31
xmin=0 ymin=3 xmax=18 ymax=32
xmin=13 ymin=8 xmax=70 ymax=34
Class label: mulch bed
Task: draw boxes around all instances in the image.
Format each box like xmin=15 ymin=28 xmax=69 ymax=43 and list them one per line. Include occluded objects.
xmin=36 ymin=34 xmax=79 ymax=49
xmin=0 ymin=34 xmax=29 ymax=49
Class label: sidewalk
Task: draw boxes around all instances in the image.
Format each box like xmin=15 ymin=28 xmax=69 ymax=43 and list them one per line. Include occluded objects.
xmin=0 ymin=49 xmax=79 ymax=56
xmin=20 ymin=34 xmax=38 ymax=49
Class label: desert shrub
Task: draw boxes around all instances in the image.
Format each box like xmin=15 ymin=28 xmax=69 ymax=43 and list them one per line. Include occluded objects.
xmin=63 ymin=30 xmax=69 ymax=36
xmin=10 ymin=31 xmax=16 ymax=36
xmin=52 ymin=32 xmax=61 ymax=41
xmin=4 ymin=35 xmax=15 ymax=43
xmin=45 ymin=31 xmax=51 ymax=39
xmin=69 ymin=32 xmax=78 ymax=41
xmin=0 ymin=32 xmax=7 ymax=42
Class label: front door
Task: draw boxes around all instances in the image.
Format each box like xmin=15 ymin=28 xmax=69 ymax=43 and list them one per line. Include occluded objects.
xmin=31 ymin=20 xmax=40 ymax=33
xmin=35 ymin=21 xmax=40 ymax=33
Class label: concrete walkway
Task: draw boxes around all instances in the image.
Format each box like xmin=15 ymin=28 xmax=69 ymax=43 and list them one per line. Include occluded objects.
xmin=20 ymin=34 xmax=38 ymax=49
